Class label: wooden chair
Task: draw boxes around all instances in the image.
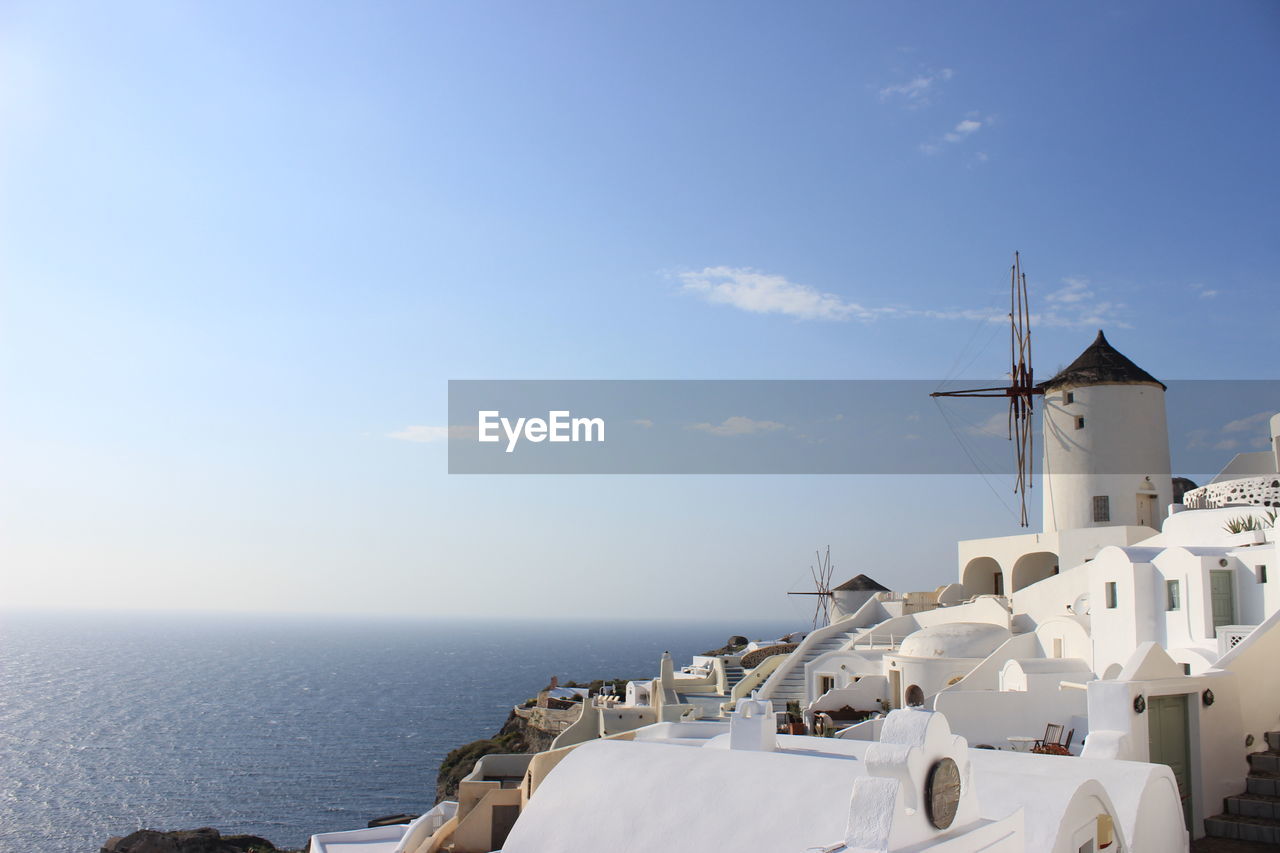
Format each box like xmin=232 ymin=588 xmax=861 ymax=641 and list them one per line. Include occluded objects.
xmin=1032 ymin=724 xmax=1075 ymax=755
xmin=1034 ymin=723 xmax=1064 ymax=750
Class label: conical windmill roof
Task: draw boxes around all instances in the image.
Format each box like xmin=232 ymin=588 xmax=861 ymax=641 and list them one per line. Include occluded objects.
xmin=1038 ymin=330 xmax=1166 ymax=391
xmin=833 ymin=574 xmax=889 ymax=592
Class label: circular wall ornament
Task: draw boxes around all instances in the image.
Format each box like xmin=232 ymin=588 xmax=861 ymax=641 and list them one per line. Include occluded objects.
xmin=1133 ymin=695 xmax=1146 ymax=714
xmin=1203 ymin=689 xmax=1215 ymax=706
xmin=925 ymin=758 xmax=961 ymax=830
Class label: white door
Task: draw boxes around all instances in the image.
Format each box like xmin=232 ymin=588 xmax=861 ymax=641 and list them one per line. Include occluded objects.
xmin=1136 ymin=493 xmax=1156 ymax=527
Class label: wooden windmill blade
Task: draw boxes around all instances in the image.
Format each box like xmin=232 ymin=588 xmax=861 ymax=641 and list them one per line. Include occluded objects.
xmin=789 ymin=545 xmax=836 ymax=630
xmin=931 ymin=252 xmax=1043 ymax=528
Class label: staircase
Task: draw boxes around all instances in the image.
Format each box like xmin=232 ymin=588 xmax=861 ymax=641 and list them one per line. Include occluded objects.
xmin=762 ymin=626 xmax=864 ymax=705
xmin=1205 ymin=731 xmax=1280 ymax=845
xmin=723 ymin=664 xmax=746 ymax=692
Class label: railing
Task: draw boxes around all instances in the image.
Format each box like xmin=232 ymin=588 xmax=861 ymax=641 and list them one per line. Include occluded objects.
xmin=1184 ymin=477 xmax=1280 ymax=510
xmin=853 ymin=632 xmax=900 ymax=651
xmin=1218 ymin=625 xmax=1259 ymax=658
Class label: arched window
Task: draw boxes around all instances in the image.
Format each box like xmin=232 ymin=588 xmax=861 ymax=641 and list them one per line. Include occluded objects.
xmin=905 ymin=684 xmax=925 ymax=707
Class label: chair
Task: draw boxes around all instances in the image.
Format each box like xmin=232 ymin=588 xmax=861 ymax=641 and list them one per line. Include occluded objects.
xmin=1032 ymin=724 xmax=1075 ymax=756
xmin=1034 ymin=723 xmax=1064 ymax=750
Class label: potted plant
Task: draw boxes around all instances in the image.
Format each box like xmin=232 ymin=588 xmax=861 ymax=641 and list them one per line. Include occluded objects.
xmin=786 ymin=700 xmax=806 ymax=735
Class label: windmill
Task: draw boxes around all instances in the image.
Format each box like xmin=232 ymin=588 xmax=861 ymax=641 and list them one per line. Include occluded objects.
xmin=787 ymin=546 xmax=836 ymax=629
xmin=930 ymin=252 xmax=1043 ymax=527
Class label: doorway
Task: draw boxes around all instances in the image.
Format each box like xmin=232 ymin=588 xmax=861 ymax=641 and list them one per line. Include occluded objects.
xmin=888 ymin=669 xmax=902 ymax=710
xmin=491 ymin=804 xmax=520 ymax=851
xmin=1148 ymin=694 xmax=1192 ymax=830
xmin=1136 ymin=493 xmax=1156 ymax=527
xmin=1210 ymin=570 xmax=1235 ymax=633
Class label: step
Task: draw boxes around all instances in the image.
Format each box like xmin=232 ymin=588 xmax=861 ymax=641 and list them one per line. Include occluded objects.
xmin=1204 ymin=814 xmax=1280 ymax=845
xmin=1249 ymin=752 xmax=1280 ymax=774
xmin=1266 ymin=731 xmax=1280 ymax=753
xmin=1248 ymin=772 xmax=1280 ymax=797
xmin=1226 ymin=793 xmax=1280 ymax=821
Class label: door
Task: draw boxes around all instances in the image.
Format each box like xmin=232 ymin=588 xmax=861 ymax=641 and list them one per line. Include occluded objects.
xmin=1148 ymin=695 xmax=1192 ymax=830
xmin=491 ymin=804 xmax=521 ymax=851
xmin=1136 ymin=493 xmax=1156 ymax=527
xmin=1210 ymin=570 xmax=1235 ymax=633
xmin=888 ymin=669 xmax=902 ymax=710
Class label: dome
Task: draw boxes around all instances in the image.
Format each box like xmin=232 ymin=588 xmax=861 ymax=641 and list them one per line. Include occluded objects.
xmin=1038 ymin=330 xmax=1165 ymax=391
xmin=898 ymin=622 xmax=1011 ymax=660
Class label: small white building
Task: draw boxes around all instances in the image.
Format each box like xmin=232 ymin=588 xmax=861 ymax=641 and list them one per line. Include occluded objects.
xmin=501 ymin=706 xmax=1187 ymax=853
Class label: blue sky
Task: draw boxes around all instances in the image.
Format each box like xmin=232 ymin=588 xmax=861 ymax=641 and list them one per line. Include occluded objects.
xmin=2 ymin=1 xmax=1277 ymax=621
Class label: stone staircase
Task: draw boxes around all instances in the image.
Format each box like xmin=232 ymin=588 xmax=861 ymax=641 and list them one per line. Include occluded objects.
xmin=723 ymin=664 xmax=746 ymax=691
xmin=1205 ymin=731 xmax=1280 ymax=845
xmin=763 ymin=626 xmax=864 ymax=705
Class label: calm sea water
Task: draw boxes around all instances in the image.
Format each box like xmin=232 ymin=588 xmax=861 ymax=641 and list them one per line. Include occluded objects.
xmin=0 ymin=610 xmax=796 ymax=853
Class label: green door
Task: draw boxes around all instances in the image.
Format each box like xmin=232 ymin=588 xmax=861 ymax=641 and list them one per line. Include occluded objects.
xmin=1210 ymin=570 xmax=1235 ymax=632
xmin=1148 ymin=694 xmax=1192 ymax=830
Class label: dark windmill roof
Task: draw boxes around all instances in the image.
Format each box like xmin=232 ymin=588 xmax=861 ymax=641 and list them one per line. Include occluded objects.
xmin=1038 ymin=330 xmax=1166 ymax=391
xmin=833 ymin=573 xmax=890 ymax=592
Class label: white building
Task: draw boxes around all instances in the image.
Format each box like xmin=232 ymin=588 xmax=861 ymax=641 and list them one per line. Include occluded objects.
xmin=311 ymin=330 xmax=1280 ymax=851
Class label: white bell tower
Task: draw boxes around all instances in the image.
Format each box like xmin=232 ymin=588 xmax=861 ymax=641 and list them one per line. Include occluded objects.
xmin=1040 ymin=331 xmax=1173 ymax=533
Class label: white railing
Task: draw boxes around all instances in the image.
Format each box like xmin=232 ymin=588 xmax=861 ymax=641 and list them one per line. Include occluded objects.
xmin=1184 ymin=477 xmax=1280 ymax=509
xmin=854 ymin=633 xmax=900 ymax=650
xmin=1218 ymin=625 xmax=1258 ymax=658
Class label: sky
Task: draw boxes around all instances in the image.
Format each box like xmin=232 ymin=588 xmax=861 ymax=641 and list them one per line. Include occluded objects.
xmin=1 ymin=1 xmax=1277 ymax=622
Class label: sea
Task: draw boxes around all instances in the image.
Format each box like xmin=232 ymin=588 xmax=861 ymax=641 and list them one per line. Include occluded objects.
xmin=0 ymin=609 xmax=797 ymax=853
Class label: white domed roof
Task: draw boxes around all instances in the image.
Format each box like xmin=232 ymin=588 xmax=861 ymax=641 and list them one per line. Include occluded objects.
xmin=898 ymin=622 xmax=1011 ymax=660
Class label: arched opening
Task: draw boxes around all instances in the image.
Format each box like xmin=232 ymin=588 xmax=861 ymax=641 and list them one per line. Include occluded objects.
xmin=1010 ymin=551 xmax=1059 ymax=592
xmin=905 ymin=684 xmax=925 ymax=707
xmin=961 ymin=557 xmax=1003 ymax=596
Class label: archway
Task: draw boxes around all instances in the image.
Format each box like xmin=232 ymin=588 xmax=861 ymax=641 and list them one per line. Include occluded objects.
xmin=961 ymin=556 xmax=1003 ymax=596
xmin=905 ymin=684 xmax=924 ymax=707
xmin=1010 ymin=551 xmax=1059 ymax=593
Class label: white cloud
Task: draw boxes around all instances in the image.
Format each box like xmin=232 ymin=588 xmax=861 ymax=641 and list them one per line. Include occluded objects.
xmin=633 ymin=418 xmax=654 ymax=428
xmin=1186 ymin=411 xmax=1274 ymax=453
xmin=1222 ymin=412 xmax=1272 ymax=433
xmin=1198 ymin=289 xmax=1219 ymax=299
xmin=678 ymin=266 xmax=1012 ymax=325
xmin=964 ymin=412 xmax=1009 ymax=438
xmin=678 ymin=266 xmax=891 ymax=321
xmin=1035 ymin=277 xmax=1130 ymax=329
xmin=879 ymin=68 xmax=954 ymax=108
xmin=690 ymin=416 xmax=787 ymax=437
xmin=1046 ymin=277 xmax=1092 ymax=304
xmin=944 ymin=119 xmax=982 ymax=142
xmin=388 ymin=425 xmax=475 ymax=443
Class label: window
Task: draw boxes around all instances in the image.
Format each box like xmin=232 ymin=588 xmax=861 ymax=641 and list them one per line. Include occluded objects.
xmin=1053 ymin=638 xmax=1064 ymax=658
xmin=1075 ymin=416 xmax=1086 ymax=430
xmin=1182 ymin=663 xmax=1192 ymax=675
xmin=1166 ymin=579 xmax=1181 ymax=611
xmin=1259 ymin=565 xmax=1269 ymax=584
xmin=1064 ymin=391 xmax=1075 ymax=405
xmin=1105 ymin=582 xmax=1118 ymax=609
xmin=1093 ymin=496 xmax=1111 ymax=523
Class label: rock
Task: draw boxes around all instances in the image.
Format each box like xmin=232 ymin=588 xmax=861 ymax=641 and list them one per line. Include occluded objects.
xmin=367 ymin=813 xmax=418 ymax=828
xmin=101 ymin=828 xmax=280 ymax=853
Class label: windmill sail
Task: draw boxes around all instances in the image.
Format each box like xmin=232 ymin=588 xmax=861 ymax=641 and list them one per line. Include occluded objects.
xmin=931 ymin=253 xmax=1043 ymax=527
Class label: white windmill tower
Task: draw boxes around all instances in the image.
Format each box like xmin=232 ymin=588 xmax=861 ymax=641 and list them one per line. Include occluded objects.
xmin=1038 ymin=330 xmax=1172 ymax=532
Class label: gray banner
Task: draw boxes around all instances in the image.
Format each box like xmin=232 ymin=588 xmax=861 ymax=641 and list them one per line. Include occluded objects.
xmin=445 ymin=380 xmax=1278 ymax=475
